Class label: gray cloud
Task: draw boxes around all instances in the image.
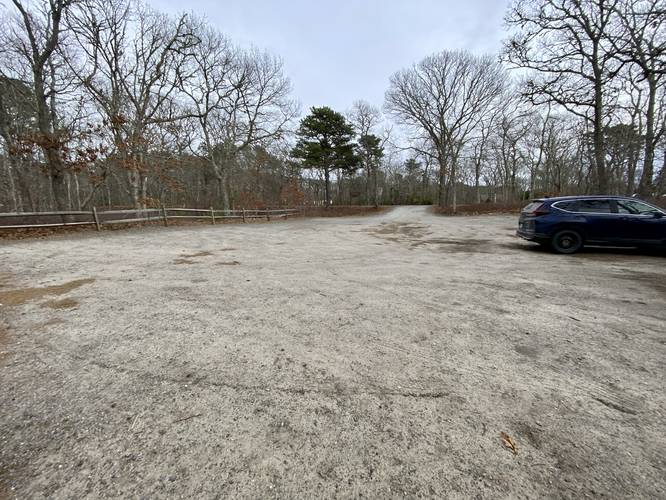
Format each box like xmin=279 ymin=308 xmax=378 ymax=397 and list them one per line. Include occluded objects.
xmin=151 ymin=0 xmax=510 ymax=113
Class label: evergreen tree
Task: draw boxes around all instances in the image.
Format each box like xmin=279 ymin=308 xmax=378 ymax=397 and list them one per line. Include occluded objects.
xmin=291 ymin=106 xmax=359 ymax=207
xmin=358 ymin=134 xmax=384 ymax=207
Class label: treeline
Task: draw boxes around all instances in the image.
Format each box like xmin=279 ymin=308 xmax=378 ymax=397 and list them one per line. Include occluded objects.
xmin=0 ymin=0 xmax=665 ymax=213
xmin=0 ymin=0 xmax=298 ymax=212
xmin=383 ymin=0 xmax=666 ymax=208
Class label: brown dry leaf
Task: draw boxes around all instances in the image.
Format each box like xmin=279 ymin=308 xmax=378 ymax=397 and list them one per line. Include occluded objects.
xmin=500 ymin=431 xmax=518 ymax=455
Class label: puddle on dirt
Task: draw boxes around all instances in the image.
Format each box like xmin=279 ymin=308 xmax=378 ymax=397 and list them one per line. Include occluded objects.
xmin=43 ymin=298 xmax=79 ymax=310
xmin=412 ymin=238 xmax=491 ymax=247
xmin=514 ymin=344 xmax=541 ymax=359
xmin=612 ymin=270 xmax=666 ymax=296
xmin=367 ymin=222 xmax=495 ymax=252
xmin=0 ymin=278 xmax=95 ymax=307
xmin=368 ymin=222 xmax=430 ymax=239
xmin=411 ymin=238 xmax=494 ymax=253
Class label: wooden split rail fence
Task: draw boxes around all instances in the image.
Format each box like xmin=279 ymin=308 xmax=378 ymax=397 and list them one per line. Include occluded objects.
xmin=0 ymin=207 xmax=300 ymax=231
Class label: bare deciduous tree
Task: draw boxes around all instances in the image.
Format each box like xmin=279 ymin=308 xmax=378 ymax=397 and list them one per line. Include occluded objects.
xmin=613 ymin=0 xmax=666 ymax=196
xmin=347 ymin=100 xmax=382 ymax=203
xmin=68 ymin=0 xmax=200 ymax=208
xmin=3 ymin=0 xmax=75 ymax=209
xmin=182 ymin=31 xmax=297 ymax=210
xmin=385 ymin=50 xmax=507 ymax=208
xmin=504 ymin=0 xmax=623 ymax=193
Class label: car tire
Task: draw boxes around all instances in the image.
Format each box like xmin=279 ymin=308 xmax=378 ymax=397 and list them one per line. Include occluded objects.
xmin=550 ymin=229 xmax=583 ymax=254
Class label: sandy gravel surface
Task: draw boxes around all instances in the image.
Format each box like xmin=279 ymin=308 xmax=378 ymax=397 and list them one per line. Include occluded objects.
xmin=1 ymin=206 xmax=664 ymax=498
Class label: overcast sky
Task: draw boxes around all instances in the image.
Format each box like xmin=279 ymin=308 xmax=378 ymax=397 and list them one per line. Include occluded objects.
xmin=152 ymin=0 xmax=510 ymax=115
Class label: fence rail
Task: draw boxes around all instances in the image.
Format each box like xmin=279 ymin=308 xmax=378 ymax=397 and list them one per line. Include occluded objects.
xmin=0 ymin=207 xmax=300 ymax=231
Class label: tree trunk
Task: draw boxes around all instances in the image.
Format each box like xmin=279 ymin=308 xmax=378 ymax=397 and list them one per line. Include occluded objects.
xmin=365 ymin=161 xmax=371 ymax=206
xmin=66 ymin=172 xmax=72 ymax=209
xmin=219 ymin=172 xmax=230 ymax=211
xmin=657 ymin=152 xmax=665 ymax=195
xmin=475 ymin=162 xmax=481 ymax=204
xmin=33 ymin=63 xmax=69 ymax=211
xmin=16 ymin=163 xmax=36 ymax=211
xmin=141 ymin=175 xmax=148 ymax=207
xmin=450 ymin=159 xmax=457 ymax=212
xmin=373 ymin=164 xmax=379 ymax=208
xmin=73 ymin=173 xmax=82 ymax=210
xmin=50 ymin=164 xmax=69 ymax=211
xmin=437 ymin=159 xmax=447 ymax=207
xmin=626 ymin=141 xmax=639 ymax=196
xmin=128 ymin=169 xmax=141 ymax=209
xmin=3 ymin=157 xmax=22 ymax=212
xmin=638 ymin=77 xmax=657 ymax=197
xmin=324 ymin=168 xmax=331 ymax=208
xmin=592 ymin=63 xmax=608 ymax=193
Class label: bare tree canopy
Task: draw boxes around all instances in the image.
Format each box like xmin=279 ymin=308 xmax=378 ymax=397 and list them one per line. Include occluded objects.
xmin=385 ymin=50 xmax=507 ymax=207
xmin=503 ymin=0 xmax=625 ymax=193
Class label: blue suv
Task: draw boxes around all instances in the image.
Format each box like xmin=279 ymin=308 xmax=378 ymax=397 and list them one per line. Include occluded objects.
xmin=517 ymin=196 xmax=666 ymax=254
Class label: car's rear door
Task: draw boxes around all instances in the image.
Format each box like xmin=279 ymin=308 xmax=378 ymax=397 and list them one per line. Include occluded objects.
xmin=614 ymin=200 xmax=666 ymax=244
xmin=574 ymin=199 xmax=618 ymax=242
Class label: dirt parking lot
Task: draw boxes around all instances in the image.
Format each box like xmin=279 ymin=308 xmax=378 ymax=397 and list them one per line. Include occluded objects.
xmin=1 ymin=206 xmax=664 ymax=498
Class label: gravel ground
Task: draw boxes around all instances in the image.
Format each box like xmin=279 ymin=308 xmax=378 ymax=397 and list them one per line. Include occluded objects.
xmin=0 ymin=206 xmax=664 ymax=499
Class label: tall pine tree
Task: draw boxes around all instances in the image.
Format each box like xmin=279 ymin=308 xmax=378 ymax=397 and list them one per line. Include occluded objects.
xmin=292 ymin=106 xmax=358 ymax=207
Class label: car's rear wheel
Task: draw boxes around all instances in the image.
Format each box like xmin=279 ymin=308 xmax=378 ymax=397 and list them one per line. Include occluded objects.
xmin=550 ymin=229 xmax=583 ymax=254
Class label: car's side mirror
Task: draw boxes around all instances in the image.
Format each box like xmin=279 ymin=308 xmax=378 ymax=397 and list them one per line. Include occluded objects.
xmin=653 ymin=211 xmax=664 ymax=218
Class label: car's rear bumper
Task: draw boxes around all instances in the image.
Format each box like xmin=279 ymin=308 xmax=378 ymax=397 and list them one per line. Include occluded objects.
xmin=516 ymin=229 xmax=549 ymax=242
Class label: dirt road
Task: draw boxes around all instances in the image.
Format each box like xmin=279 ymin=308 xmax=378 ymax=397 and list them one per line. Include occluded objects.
xmin=1 ymin=206 xmax=664 ymax=498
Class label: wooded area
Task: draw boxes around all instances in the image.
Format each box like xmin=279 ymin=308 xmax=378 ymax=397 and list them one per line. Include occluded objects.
xmin=0 ymin=0 xmax=664 ymax=213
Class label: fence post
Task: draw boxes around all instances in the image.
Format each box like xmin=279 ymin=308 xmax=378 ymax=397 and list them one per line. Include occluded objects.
xmin=210 ymin=207 xmax=216 ymax=225
xmin=92 ymin=207 xmax=101 ymax=231
xmin=161 ymin=206 xmax=168 ymax=227
xmin=242 ymin=209 xmax=246 ymax=223
xmin=267 ymin=210 xmax=270 ymax=222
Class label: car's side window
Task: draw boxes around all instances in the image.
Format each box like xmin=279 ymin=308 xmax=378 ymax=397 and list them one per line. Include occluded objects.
xmin=576 ymin=200 xmax=612 ymax=213
xmin=617 ymin=200 xmax=659 ymax=215
xmin=554 ymin=201 xmax=578 ymax=211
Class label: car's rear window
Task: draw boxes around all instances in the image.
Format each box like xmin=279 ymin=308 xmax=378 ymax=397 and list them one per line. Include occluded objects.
xmin=522 ymin=201 xmax=544 ymax=212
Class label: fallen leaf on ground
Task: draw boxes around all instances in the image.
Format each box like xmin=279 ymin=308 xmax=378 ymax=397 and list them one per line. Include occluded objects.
xmin=500 ymin=431 xmax=518 ymax=455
